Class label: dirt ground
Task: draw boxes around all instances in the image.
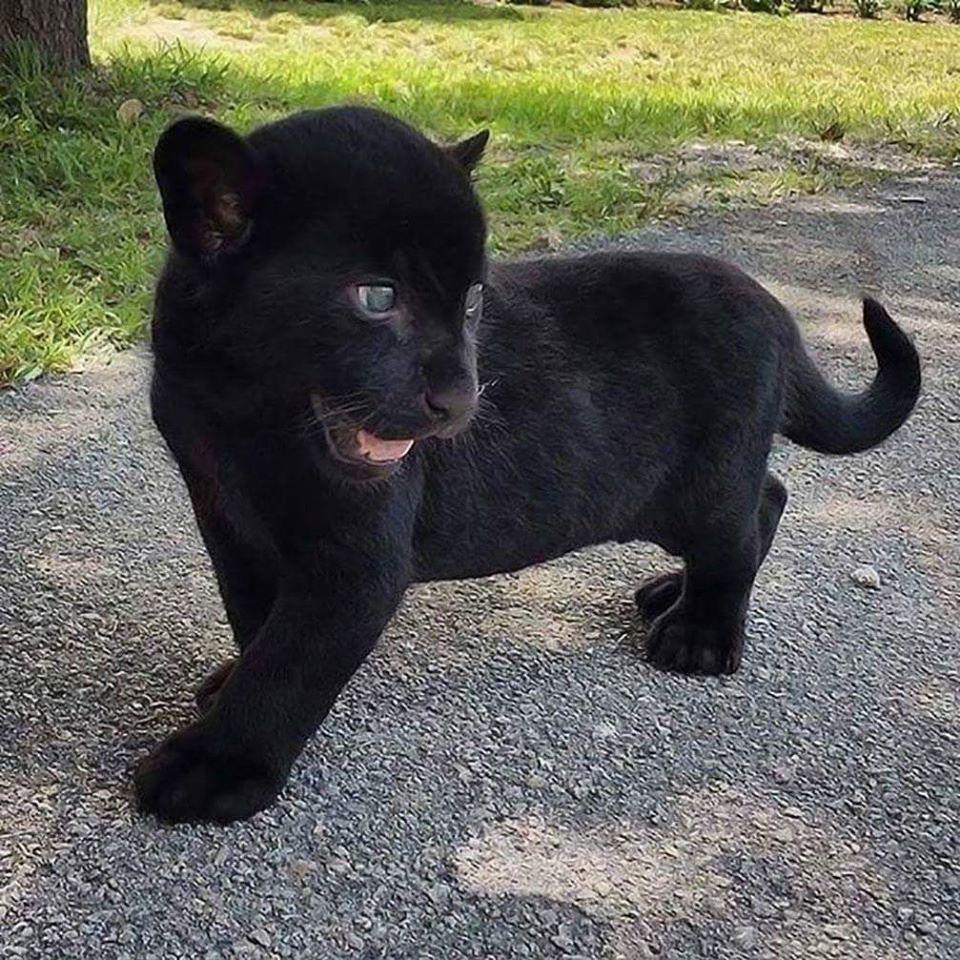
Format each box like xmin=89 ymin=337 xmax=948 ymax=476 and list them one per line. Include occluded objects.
xmin=1 ymin=170 xmax=957 ymax=959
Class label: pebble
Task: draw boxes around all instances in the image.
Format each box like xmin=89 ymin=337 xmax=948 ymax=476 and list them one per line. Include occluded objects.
xmin=592 ymin=722 xmax=618 ymax=739
xmin=850 ymin=565 xmax=881 ymax=589
xmin=823 ymin=923 xmax=850 ymax=941
xmin=752 ymin=898 xmax=778 ymax=919
xmin=772 ymin=759 xmax=795 ymax=784
xmin=289 ymin=858 xmax=315 ymax=882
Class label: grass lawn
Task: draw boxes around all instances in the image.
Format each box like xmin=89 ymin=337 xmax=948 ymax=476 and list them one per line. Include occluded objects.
xmin=1 ymin=0 xmax=958 ymax=385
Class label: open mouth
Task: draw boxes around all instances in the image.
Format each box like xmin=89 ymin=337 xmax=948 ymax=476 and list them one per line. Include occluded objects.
xmin=311 ymin=394 xmax=415 ymax=470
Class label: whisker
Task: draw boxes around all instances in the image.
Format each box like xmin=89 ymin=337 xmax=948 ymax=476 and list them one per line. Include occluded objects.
xmin=288 ymin=389 xmax=376 ymax=440
xmin=444 ymin=391 xmax=521 ymax=483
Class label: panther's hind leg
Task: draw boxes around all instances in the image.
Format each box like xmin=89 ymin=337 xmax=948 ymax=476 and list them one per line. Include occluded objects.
xmin=641 ymin=471 xmax=787 ymax=675
xmin=634 ymin=571 xmax=683 ymax=622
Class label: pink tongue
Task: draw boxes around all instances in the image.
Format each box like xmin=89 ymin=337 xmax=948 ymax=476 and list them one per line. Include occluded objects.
xmin=356 ymin=430 xmax=414 ymax=463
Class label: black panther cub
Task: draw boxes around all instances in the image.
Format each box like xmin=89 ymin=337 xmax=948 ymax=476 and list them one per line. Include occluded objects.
xmin=139 ymin=106 xmax=920 ymax=823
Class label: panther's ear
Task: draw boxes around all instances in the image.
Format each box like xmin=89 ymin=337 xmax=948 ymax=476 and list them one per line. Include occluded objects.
xmin=153 ymin=116 xmax=262 ymax=262
xmin=446 ymin=130 xmax=489 ymax=175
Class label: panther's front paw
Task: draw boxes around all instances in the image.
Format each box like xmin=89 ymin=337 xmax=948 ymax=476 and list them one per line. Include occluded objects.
xmin=135 ymin=724 xmax=283 ymax=824
xmin=644 ymin=608 xmax=743 ymax=676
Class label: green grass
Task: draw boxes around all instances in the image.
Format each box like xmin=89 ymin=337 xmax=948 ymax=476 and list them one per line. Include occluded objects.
xmin=2 ymin=0 xmax=959 ymax=384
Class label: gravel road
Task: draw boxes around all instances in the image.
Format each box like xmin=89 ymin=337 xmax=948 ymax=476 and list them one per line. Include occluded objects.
xmin=1 ymin=172 xmax=958 ymax=960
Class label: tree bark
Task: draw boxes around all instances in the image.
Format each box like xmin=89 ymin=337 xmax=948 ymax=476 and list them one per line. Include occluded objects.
xmin=0 ymin=0 xmax=90 ymax=72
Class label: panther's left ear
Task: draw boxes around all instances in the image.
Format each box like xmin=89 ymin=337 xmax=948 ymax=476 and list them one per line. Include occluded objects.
xmin=446 ymin=130 xmax=490 ymax=174
xmin=153 ymin=115 xmax=262 ymax=263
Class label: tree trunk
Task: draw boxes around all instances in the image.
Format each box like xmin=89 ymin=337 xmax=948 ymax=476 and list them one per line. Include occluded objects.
xmin=0 ymin=0 xmax=90 ymax=72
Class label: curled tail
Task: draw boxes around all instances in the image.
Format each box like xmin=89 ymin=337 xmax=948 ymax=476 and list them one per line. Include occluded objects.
xmin=780 ymin=298 xmax=920 ymax=455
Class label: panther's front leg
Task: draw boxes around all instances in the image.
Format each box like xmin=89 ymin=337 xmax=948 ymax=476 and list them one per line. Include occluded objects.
xmin=135 ymin=560 xmax=406 ymax=823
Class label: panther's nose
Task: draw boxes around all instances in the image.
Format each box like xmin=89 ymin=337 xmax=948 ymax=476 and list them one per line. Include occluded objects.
xmin=423 ymin=384 xmax=477 ymax=423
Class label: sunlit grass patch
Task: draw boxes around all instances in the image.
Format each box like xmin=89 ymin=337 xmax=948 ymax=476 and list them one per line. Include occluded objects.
xmin=2 ymin=0 xmax=958 ymax=384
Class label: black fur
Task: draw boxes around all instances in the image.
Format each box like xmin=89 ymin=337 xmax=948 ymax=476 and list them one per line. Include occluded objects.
xmin=139 ymin=107 xmax=921 ymax=823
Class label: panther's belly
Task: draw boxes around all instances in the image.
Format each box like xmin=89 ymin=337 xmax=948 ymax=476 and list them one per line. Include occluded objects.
xmin=411 ymin=521 xmax=610 ymax=583
xmin=410 ymin=451 xmax=657 ymax=583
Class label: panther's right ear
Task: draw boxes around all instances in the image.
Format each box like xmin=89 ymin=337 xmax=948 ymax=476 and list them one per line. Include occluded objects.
xmin=446 ymin=130 xmax=489 ymax=175
xmin=153 ymin=116 xmax=262 ymax=262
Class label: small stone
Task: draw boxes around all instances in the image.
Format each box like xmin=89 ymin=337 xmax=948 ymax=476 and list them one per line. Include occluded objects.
xmin=704 ymin=896 xmax=725 ymax=916
xmin=752 ymin=898 xmax=778 ymax=919
xmin=733 ymin=925 xmax=758 ymax=948
xmin=248 ymin=929 xmax=271 ymax=949
xmin=592 ymin=722 xmax=618 ymax=739
xmin=917 ymin=920 xmax=938 ymax=936
xmin=534 ymin=227 xmax=564 ymax=252
xmin=897 ymin=907 xmax=915 ymax=922
xmin=823 ymin=923 xmax=850 ymax=940
xmin=897 ymin=195 xmax=927 ymax=204
xmin=427 ymin=883 xmax=450 ymax=907
xmin=772 ymin=760 xmax=795 ymax=784
xmin=527 ymin=773 xmax=547 ymax=789
xmin=116 ymin=98 xmax=144 ymax=124
xmin=850 ymin=565 xmax=881 ymax=589
xmin=289 ymin=858 xmax=315 ymax=882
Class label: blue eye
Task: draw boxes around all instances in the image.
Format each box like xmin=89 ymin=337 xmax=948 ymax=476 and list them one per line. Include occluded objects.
xmin=357 ymin=284 xmax=396 ymax=316
xmin=464 ymin=283 xmax=483 ymax=324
